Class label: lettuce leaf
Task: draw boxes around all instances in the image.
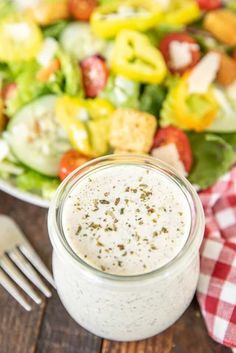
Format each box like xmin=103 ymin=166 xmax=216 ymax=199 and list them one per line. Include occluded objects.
xmin=57 ymin=49 xmax=82 ymax=96
xmin=42 ymin=20 xmax=69 ymax=39
xmin=188 ymin=133 xmax=236 ymax=189
xmin=15 ymin=170 xmax=60 ymax=199
xmin=99 ymin=75 xmax=140 ymax=109
xmin=5 ymin=50 xmax=82 ymax=116
xmin=218 ymin=133 xmax=236 ymax=150
xmin=139 ymin=84 xmax=166 ymax=117
xmin=6 ymin=61 xmax=59 ymax=116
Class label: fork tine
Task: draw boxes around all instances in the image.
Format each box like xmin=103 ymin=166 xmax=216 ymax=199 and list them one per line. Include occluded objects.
xmin=19 ymin=244 xmax=56 ymax=289
xmin=0 ymin=268 xmax=32 ymax=311
xmin=8 ymin=248 xmax=52 ymax=298
xmin=1 ymin=255 xmax=42 ymax=304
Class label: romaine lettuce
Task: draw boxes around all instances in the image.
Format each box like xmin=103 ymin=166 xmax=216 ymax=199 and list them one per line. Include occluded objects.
xmin=42 ymin=20 xmax=69 ymax=39
xmin=15 ymin=170 xmax=60 ymax=199
xmin=5 ymin=49 xmax=82 ymax=117
xmin=99 ymin=75 xmax=140 ymax=109
xmin=139 ymin=84 xmax=166 ymax=117
xmin=188 ymin=133 xmax=236 ymax=189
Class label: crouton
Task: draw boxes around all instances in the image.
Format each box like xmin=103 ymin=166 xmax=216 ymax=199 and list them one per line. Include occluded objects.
xmin=213 ymin=50 xmax=236 ymax=86
xmin=203 ymin=10 xmax=236 ymax=46
xmin=109 ymin=108 xmax=157 ymax=154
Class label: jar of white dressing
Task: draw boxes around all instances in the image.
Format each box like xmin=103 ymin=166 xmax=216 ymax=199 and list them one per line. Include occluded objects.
xmin=48 ymin=155 xmax=205 ymax=341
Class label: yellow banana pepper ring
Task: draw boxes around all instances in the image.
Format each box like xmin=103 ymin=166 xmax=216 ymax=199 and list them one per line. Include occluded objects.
xmin=56 ymin=96 xmax=92 ymax=156
xmin=91 ymin=0 xmax=163 ymax=39
xmin=163 ymin=0 xmax=201 ymax=25
xmin=111 ymin=30 xmax=167 ymax=84
xmin=55 ymin=96 xmax=114 ymax=157
xmin=0 ymin=15 xmax=43 ymax=62
xmin=171 ymin=74 xmax=219 ymax=132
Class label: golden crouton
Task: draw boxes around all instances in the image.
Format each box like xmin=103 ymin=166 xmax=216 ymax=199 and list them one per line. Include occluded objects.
xmin=109 ymin=108 xmax=157 ymax=154
xmin=204 ymin=10 xmax=236 ymax=45
xmin=213 ymin=50 xmax=236 ymax=86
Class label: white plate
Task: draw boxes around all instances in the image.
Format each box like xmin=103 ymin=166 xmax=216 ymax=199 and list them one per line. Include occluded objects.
xmin=0 ymin=179 xmax=50 ymax=208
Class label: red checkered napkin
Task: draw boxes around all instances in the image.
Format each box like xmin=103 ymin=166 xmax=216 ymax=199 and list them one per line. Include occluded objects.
xmin=197 ymin=166 xmax=236 ymax=348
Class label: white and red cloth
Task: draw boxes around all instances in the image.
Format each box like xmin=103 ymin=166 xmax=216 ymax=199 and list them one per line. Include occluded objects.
xmin=197 ymin=166 xmax=236 ymax=348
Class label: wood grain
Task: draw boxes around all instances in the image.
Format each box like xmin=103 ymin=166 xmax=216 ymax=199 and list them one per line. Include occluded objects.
xmin=0 ymin=190 xmax=232 ymax=353
xmin=36 ymin=288 xmax=102 ymax=353
xmin=101 ymin=328 xmax=173 ymax=353
xmin=0 ymin=191 xmax=48 ymax=353
xmin=171 ymin=300 xmax=231 ymax=353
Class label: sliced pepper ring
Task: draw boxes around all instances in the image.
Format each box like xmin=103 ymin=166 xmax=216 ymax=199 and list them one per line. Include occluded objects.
xmin=163 ymin=0 xmax=201 ymax=25
xmin=55 ymin=96 xmax=114 ymax=157
xmin=91 ymin=0 xmax=163 ymax=39
xmin=0 ymin=15 xmax=43 ymax=62
xmin=111 ymin=30 xmax=167 ymax=84
xmin=171 ymin=74 xmax=219 ymax=132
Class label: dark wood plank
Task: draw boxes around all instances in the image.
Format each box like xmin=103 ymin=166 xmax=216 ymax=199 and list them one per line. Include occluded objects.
xmin=102 ymin=329 xmax=173 ymax=353
xmin=36 ymin=290 xmax=102 ymax=353
xmin=171 ymin=299 xmax=231 ymax=353
xmin=0 ymin=190 xmax=48 ymax=353
xmin=101 ymin=299 xmax=232 ymax=353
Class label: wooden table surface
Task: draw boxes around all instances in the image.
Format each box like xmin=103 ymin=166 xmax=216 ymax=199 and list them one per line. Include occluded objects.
xmin=0 ymin=190 xmax=231 ymax=353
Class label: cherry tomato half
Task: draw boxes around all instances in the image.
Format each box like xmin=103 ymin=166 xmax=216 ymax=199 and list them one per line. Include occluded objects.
xmin=196 ymin=0 xmax=221 ymax=11
xmin=68 ymin=0 xmax=97 ymax=21
xmin=59 ymin=150 xmax=90 ymax=180
xmin=80 ymin=55 xmax=109 ymax=98
xmin=159 ymin=32 xmax=201 ymax=74
xmin=152 ymin=126 xmax=193 ymax=173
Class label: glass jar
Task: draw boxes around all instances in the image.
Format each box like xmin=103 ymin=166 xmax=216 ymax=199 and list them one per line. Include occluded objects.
xmin=48 ymin=155 xmax=205 ymax=341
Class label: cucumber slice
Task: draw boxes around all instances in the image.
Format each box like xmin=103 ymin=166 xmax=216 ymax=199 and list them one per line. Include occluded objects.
xmin=207 ymin=111 xmax=236 ymax=132
xmin=207 ymin=88 xmax=236 ymax=132
xmin=60 ymin=22 xmax=107 ymax=61
xmin=7 ymin=95 xmax=71 ymax=177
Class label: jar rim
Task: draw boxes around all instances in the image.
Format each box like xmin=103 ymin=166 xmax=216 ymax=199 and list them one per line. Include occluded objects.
xmin=48 ymin=154 xmax=205 ymax=282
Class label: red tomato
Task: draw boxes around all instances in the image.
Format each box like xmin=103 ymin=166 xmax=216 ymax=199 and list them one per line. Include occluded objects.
xmin=68 ymin=0 xmax=97 ymax=21
xmin=196 ymin=0 xmax=221 ymax=10
xmin=80 ymin=56 xmax=109 ymax=98
xmin=2 ymin=83 xmax=17 ymax=101
xmin=59 ymin=150 xmax=90 ymax=180
xmin=159 ymin=32 xmax=201 ymax=74
xmin=152 ymin=127 xmax=193 ymax=173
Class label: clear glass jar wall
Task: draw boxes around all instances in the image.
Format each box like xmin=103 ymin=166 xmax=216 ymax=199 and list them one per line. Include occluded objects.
xmin=48 ymin=155 xmax=205 ymax=341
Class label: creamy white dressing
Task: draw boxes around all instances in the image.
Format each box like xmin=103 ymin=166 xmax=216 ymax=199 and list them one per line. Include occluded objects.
xmin=62 ymin=164 xmax=191 ymax=275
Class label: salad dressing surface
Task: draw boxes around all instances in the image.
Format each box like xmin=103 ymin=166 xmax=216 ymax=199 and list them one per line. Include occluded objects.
xmin=62 ymin=164 xmax=191 ymax=275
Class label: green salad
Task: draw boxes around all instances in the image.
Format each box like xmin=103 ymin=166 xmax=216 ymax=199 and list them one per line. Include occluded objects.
xmin=0 ymin=0 xmax=236 ymax=201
